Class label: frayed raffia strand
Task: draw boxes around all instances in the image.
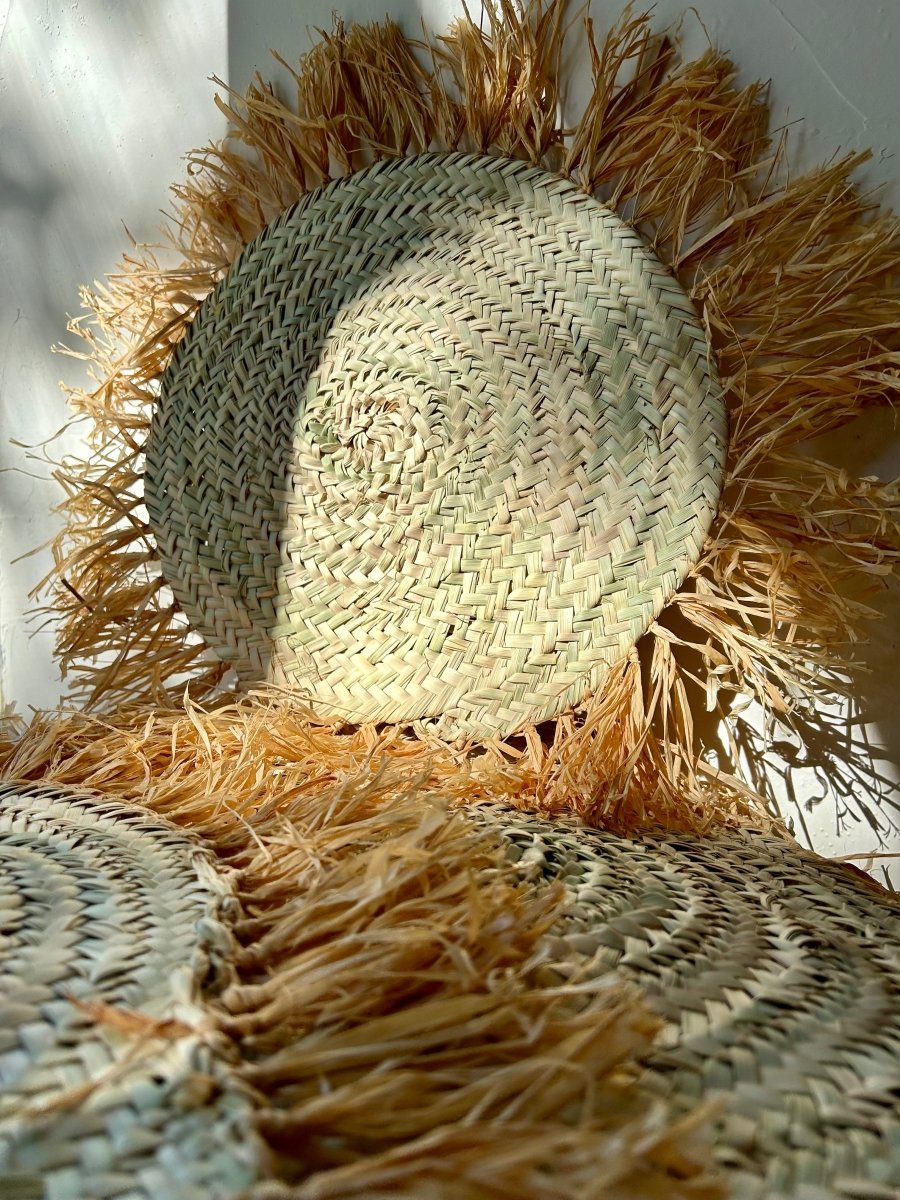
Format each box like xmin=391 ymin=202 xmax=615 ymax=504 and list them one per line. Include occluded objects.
xmin=0 ymin=691 xmax=766 ymax=834
xmin=38 ymin=0 xmax=900 ymax=829
xmin=0 ymin=709 xmax=722 ymax=1199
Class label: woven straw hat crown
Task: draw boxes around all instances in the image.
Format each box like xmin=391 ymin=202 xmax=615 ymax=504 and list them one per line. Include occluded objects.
xmin=147 ymin=152 xmax=724 ymax=736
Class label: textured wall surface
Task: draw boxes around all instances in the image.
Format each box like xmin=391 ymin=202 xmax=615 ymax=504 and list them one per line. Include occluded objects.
xmin=0 ymin=0 xmax=228 ymax=709
xmin=1 ymin=0 xmax=898 ymax=875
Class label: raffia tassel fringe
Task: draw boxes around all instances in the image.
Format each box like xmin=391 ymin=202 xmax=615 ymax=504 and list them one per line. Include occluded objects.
xmin=0 ymin=709 xmax=722 ymax=1199
xmin=0 ymin=689 xmax=769 ymax=835
xmin=38 ymin=0 xmax=900 ymax=828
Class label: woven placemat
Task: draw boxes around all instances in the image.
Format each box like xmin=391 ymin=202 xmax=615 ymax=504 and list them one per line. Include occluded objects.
xmin=486 ymin=810 xmax=900 ymax=1200
xmin=0 ymin=781 xmax=259 ymax=1199
xmin=146 ymin=151 xmax=725 ymax=738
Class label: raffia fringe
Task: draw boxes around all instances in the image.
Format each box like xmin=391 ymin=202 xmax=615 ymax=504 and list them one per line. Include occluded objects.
xmin=0 ymin=706 xmax=722 ymax=1199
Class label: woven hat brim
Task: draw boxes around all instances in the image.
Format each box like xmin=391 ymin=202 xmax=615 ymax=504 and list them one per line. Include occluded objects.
xmin=0 ymin=781 xmax=259 ymax=1196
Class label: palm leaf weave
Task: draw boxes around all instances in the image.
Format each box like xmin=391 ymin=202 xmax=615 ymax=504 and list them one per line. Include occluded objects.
xmin=0 ymin=781 xmax=258 ymax=1199
xmin=2 ymin=770 xmax=899 ymax=1199
xmin=5 ymin=2 xmax=900 ymax=1196
xmin=146 ymin=152 xmax=724 ymax=737
xmin=40 ymin=0 xmax=900 ymax=826
xmin=492 ymin=811 xmax=900 ymax=1200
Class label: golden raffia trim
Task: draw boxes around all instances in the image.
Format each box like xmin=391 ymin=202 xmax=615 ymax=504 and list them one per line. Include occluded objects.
xmin=0 ymin=703 xmax=723 ymax=1199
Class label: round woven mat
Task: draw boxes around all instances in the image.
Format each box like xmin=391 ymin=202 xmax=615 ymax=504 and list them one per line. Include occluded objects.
xmin=488 ymin=810 xmax=900 ymax=1200
xmin=147 ymin=152 xmax=725 ymax=737
xmin=0 ymin=781 xmax=258 ymax=1199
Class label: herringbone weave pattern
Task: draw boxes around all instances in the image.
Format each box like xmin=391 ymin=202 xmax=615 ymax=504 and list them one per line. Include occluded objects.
xmin=147 ymin=153 xmax=725 ymax=736
xmin=0 ymin=782 xmax=258 ymax=1199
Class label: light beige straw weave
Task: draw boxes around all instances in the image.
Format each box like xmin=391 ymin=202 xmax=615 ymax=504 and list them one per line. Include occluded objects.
xmin=147 ymin=152 xmax=725 ymax=737
xmin=0 ymin=781 xmax=258 ymax=1199
xmin=4 ymin=777 xmax=900 ymax=1198
xmin=493 ymin=811 xmax=900 ymax=1200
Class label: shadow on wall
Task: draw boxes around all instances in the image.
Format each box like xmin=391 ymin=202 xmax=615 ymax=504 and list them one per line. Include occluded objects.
xmin=786 ymin=411 xmax=900 ymax=870
xmin=227 ymin=0 xmax=461 ymax=96
xmin=0 ymin=128 xmax=71 ymax=483
xmin=0 ymin=123 xmax=100 ymax=712
xmin=0 ymin=132 xmax=65 ymax=351
xmin=0 ymin=0 xmax=229 ymax=711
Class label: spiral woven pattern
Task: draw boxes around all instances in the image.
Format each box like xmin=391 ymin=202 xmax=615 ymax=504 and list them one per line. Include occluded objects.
xmin=147 ymin=152 xmax=725 ymax=737
xmin=491 ymin=811 xmax=900 ymax=1200
xmin=0 ymin=781 xmax=257 ymax=1199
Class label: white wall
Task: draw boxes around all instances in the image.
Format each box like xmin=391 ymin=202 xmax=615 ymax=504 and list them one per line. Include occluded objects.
xmin=2 ymin=0 xmax=899 ymax=877
xmin=0 ymin=0 xmax=228 ymax=711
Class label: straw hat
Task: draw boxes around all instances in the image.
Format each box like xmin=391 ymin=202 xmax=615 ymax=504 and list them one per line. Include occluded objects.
xmin=44 ymin=0 xmax=900 ymax=824
xmin=145 ymin=152 xmax=724 ymax=737
xmin=2 ymin=766 xmax=898 ymax=1198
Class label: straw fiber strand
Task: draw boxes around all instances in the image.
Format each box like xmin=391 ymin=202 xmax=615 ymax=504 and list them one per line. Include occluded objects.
xmin=146 ymin=152 xmax=724 ymax=737
xmin=0 ymin=691 xmax=767 ymax=841
xmin=0 ymin=780 xmax=259 ymax=1199
xmin=493 ymin=811 xmax=900 ymax=1200
xmin=222 ymin=798 xmax=721 ymax=1200
xmin=3 ymin=711 xmax=899 ymax=1199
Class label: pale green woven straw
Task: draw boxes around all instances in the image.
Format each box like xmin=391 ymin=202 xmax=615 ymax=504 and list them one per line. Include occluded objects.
xmin=147 ymin=152 xmax=725 ymax=737
xmin=0 ymin=781 xmax=258 ymax=1199
xmin=489 ymin=810 xmax=900 ymax=1200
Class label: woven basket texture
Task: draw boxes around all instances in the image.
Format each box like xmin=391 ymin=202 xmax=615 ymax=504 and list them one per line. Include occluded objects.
xmin=147 ymin=152 xmax=725 ymax=737
xmin=4 ymin=777 xmax=900 ymax=1198
xmin=493 ymin=811 xmax=900 ymax=1200
xmin=0 ymin=781 xmax=258 ymax=1200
